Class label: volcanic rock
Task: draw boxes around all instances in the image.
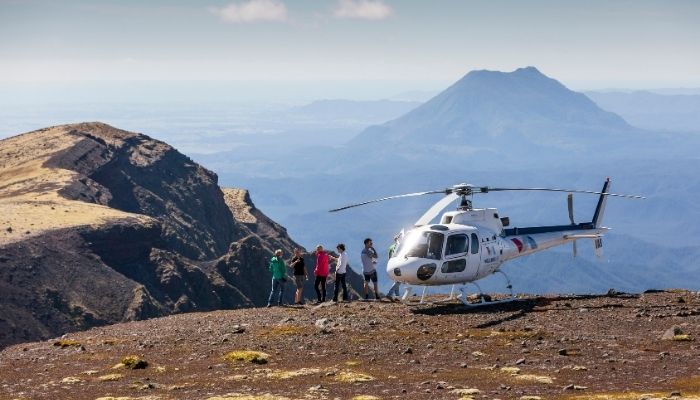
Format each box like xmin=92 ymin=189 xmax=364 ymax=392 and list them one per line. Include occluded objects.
xmin=0 ymin=122 xmax=363 ymax=348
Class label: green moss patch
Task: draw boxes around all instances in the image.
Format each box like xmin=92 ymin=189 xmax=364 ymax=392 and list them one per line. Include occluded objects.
xmin=335 ymin=371 xmax=375 ymax=383
xmin=673 ymin=334 xmax=692 ymax=341
xmin=97 ymin=373 xmax=123 ymax=382
xmin=265 ymin=368 xmax=321 ymax=379
xmin=223 ymin=350 xmax=270 ymax=365
xmin=515 ymin=374 xmax=554 ymax=384
xmin=118 ymin=355 xmax=149 ymax=369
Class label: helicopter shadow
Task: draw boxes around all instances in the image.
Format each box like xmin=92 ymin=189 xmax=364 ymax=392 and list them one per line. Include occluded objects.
xmin=410 ymin=298 xmax=537 ymax=328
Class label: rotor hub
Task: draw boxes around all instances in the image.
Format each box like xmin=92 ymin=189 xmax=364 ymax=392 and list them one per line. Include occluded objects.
xmin=458 ymin=194 xmax=473 ymax=210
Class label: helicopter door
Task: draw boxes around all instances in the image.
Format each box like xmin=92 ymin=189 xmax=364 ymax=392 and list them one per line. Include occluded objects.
xmin=441 ymin=233 xmax=469 ymax=280
xmin=466 ymin=233 xmax=480 ymax=280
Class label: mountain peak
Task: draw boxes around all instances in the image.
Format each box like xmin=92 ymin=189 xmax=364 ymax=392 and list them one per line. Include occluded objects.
xmin=451 ymin=66 xmax=556 ymax=92
xmin=349 ymin=67 xmax=633 ymax=159
xmin=459 ymin=66 xmax=546 ymax=81
xmin=399 ymin=66 xmax=630 ymax=133
xmin=513 ymin=65 xmax=543 ymax=74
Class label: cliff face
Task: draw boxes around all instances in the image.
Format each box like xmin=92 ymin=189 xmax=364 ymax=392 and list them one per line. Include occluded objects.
xmin=0 ymin=122 xmax=363 ymax=348
xmin=42 ymin=122 xmax=240 ymax=260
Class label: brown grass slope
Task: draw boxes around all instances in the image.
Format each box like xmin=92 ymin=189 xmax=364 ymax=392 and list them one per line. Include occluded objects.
xmin=0 ymin=122 xmax=363 ymax=349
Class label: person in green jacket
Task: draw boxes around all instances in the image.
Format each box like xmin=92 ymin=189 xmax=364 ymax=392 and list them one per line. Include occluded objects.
xmin=267 ymin=249 xmax=286 ymax=307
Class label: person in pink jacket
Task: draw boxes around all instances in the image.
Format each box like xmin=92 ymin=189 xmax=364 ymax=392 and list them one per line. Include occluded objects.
xmin=314 ymin=244 xmax=330 ymax=303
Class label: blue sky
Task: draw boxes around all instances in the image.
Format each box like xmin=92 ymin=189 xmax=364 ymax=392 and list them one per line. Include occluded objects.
xmin=1 ymin=0 xmax=699 ymax=89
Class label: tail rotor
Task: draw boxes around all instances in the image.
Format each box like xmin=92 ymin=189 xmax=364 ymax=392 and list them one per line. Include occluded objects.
xmin=567 ymin=193 xmax=577 ymax=257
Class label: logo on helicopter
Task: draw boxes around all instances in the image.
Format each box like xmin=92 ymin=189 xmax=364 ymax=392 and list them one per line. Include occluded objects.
xmin=511 ymin=236 xmax=539 ymax=253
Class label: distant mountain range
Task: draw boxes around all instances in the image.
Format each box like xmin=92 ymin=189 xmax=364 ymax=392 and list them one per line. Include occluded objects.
xmin=339 ymin=67 xmax=691 ymax=172
xmin=293 ymin=99 xmax=420 ymax=125
xmin=355 ymin=67 xmax=631 ymax=145
xmin=586 ymin=90 xmax=700 ymax=133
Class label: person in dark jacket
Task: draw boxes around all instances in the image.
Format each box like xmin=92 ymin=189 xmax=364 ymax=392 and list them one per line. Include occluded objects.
xmin=290 ymin=248 xmax=307 ymax=305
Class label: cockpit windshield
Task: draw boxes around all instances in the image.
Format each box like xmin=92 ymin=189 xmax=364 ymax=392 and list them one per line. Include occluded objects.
xmin=396 ymin=230 xmax=444 ymax=260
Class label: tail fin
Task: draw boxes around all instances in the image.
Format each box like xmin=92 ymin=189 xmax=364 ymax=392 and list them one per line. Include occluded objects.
xmin=592 ymin=178 xmax=611 ymax=228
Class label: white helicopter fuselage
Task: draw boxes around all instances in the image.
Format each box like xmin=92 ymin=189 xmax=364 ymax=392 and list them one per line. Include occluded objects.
xmin=329 ymin=177 xmax=638 ymax=294
xmin=386 ymin=207 xmax=606 ymax=286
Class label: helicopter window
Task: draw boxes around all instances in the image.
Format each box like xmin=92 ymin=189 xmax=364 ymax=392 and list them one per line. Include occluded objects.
xmin=441 ymin=258 xmax=466 ymax=273
xmin=395 ymin=231 xmax=419 ymax=258
xmin=445 ymin=234 xmax=469 ymax=257
xmin=426 ymin=232 xmax=444 ymax=260
xmin=406 ymin=243 xmax=428 ymax=258
xmin=404 ymin=231 xmax=444 ymax=260
xmin=471 ymin=233 xmax=479 ymax=254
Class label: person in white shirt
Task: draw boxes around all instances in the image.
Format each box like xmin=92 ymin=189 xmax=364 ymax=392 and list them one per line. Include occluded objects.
xmin=330 ymin=243 xmax=350 ymax=302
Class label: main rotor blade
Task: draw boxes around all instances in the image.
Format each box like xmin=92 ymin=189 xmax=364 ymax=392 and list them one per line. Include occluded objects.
xmin=480 ymin=187 xmax=645 ymax=199
xmin=414 ymin=192 xmax=460 ymax=226
xmin=328 ymin=189 xmax=447 ymax=212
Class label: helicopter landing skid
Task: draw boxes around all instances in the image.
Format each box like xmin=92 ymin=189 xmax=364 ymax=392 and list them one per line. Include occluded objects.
xmin=400 ymin=284 xmax=467 ymax=304
xmin=457 ymin=270 xmax=516 ymax=307
xmin=399 ymin=270 xmax=517 ymax=306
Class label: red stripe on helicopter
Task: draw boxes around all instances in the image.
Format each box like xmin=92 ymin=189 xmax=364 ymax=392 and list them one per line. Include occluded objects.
xmin=511 ymin=238 xmax=523 ymax=252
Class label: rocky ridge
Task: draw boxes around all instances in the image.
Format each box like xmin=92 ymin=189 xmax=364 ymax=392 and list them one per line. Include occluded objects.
xmin=0 ymin=122 xmax=363 ymax=349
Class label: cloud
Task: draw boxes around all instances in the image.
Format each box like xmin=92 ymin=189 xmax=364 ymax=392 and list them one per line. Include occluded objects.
xmin=211 ymin=0 xmax=288 ymax=23
xmin=333 ymin=0 xmax=393 ymax=20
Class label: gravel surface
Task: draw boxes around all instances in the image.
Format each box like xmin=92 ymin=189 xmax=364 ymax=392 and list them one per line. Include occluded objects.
xmin=1 ymin=291 xmax=699 ymax=400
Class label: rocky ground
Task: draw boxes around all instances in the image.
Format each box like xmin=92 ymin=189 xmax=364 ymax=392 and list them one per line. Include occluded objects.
xmin=1 ymin=290 xmax=699 ymax=400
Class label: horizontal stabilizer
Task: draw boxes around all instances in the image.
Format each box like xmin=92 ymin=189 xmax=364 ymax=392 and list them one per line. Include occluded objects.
xmin=563 ymin=233 xmax=603 ymax=239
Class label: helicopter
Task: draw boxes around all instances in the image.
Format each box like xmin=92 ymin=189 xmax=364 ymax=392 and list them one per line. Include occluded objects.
xmin=330 ymin=178 xmax=644 ymax=305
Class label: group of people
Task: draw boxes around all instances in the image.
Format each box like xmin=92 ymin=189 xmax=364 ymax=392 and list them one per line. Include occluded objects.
xmin=266 ymin=238 xmax=388 ymax=307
